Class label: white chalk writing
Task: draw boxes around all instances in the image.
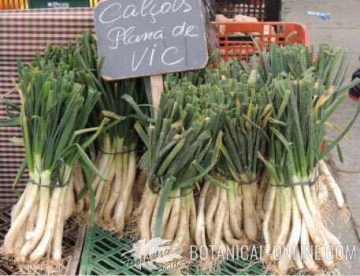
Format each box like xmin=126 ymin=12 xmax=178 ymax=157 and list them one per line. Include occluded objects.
xmin=99 ymin=0 xmax=192 ymax=25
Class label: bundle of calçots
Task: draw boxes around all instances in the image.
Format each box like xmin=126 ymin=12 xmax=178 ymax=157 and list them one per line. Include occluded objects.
xmin=125 ymin=83 xmax=223 ymax=254
xmin=1 ymin=58 xmax=110 ymax=263
xmin=38 ymin=33 xmax=148 ymax=234
xmin=255 ymin=44 xmax=360 ymax=273
xmin=181 ymin=63 xmax=272 ymax=252
xmin=69 ymin=34 xmax=148 ymax=234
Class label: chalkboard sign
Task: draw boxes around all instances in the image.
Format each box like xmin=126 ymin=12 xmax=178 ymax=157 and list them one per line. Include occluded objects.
xmin=94 ymin=0 xmax=208 ymax=80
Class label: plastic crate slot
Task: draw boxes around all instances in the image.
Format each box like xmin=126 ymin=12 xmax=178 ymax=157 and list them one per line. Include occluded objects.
xmin=95 ymin=240 xmax=114 ymax=251
xmin=108 ymin=255 xmax=128 ymax=267
xmin=104 ymin=239 xmax=119 ymax=249
xmin=89 ymin=268 xmax=101 ymax=275
xmin=223 ymin=262 xmax=238 ymax=274
xmin=93 ymin=244 xmax=108 ymax=255
xmin=97 ymin=259 xmax=115 ymax=271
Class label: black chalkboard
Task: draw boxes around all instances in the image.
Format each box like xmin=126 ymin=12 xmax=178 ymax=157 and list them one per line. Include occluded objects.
xmin=94 ymin=0 xmax=209 ymax=80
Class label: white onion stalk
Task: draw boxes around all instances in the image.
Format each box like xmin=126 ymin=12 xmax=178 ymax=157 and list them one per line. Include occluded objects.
xmin=195 ymin=182 xmax=210 ymax=248
xmin=319 ymin=160 xmax=345 ymax=209
xmin=317 ymin=175 xmax=329 ymax=207
xmin=72 ymin=161 xmax=87 ymax=213
xmin=93 ymin=136 xmax=137 ymax=234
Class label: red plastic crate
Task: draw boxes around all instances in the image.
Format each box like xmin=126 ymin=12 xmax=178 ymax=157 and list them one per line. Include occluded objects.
xmin=212 ymin=22 xmax=310 ymax=62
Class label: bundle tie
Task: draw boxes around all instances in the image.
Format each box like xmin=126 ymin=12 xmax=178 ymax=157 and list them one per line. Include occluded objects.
xmin=99 ymin=147 xmax=136 ymax=155
xmin=285 ymin=174 xmax=318 ymax=187
xmin=149 ymin=180 xmax=161 ymax=194
xmin=272 ymin=170 xmax=319 ymax=187
xmin=30 ymin=178 xmax=70 ymax=188
xmin=217 ymin=170 xmax=259 ymax=186
xmin=168 ymin=188 xmax=197 ymax=199
xmin=236 ymin=177 xmax=258 ymax=185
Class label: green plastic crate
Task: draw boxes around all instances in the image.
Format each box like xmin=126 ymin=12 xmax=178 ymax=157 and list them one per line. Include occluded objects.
xmin=79 ymin=226 xmax=265 ymax=275
xmin=28 ymin=0 xmax=90 ymax=8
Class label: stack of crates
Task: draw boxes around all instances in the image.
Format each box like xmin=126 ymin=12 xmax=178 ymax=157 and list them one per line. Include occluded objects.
xmin=214 ymin=0 xmax=281 ymax=21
